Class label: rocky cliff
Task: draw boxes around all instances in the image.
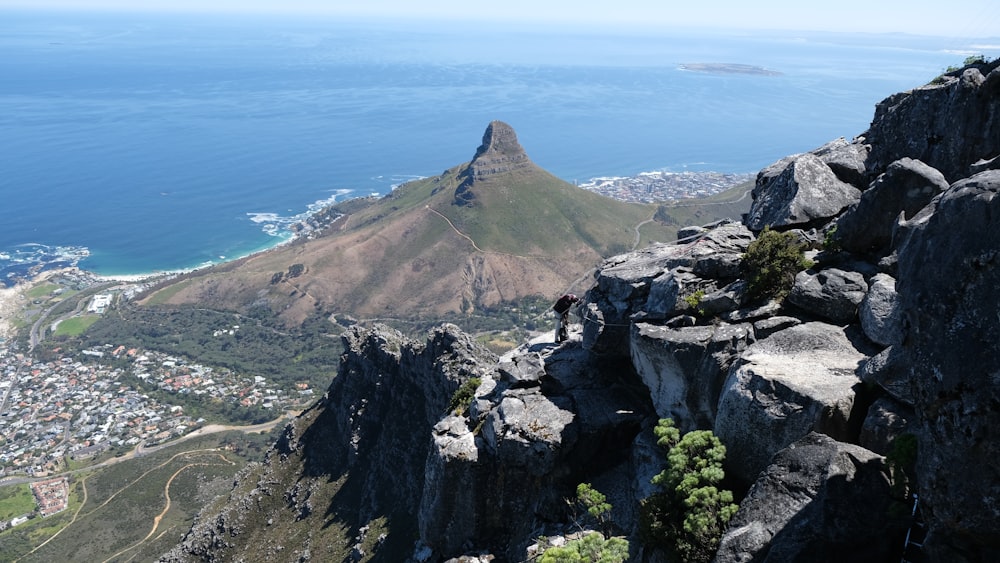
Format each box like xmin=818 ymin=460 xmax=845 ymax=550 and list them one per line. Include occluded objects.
xmin=454 ymin=120 xmax=534 ymax=206
xmin=165 ymin=59 xmax=1000 ymax=562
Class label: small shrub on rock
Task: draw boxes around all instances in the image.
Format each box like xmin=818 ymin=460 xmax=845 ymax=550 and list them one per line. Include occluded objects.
xmin=448 ymin=377 xmax=481 ymax=416
xmin=741 ymin=226 xmax=811 ymax=301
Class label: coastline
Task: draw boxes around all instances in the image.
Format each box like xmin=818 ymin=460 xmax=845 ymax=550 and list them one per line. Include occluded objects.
xmin=0 ymin=168 xmax=748 ymax=298
xmin=0 ymin=283 xmax=25 ymax=340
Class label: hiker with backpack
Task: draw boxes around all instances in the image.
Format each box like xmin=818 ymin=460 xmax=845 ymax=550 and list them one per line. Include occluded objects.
xmin=552 ymin=293 xmax=580 ymax=343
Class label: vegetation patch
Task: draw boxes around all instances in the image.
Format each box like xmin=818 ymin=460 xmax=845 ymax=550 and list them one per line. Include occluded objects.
xmin=741 ymin=226 xmax=812 ymax=301
xmin=26 ymin=283 xmax=60 ymax=300
xmin=448 ymin=377 xmax=482 ymax=416
xmin=640 ymin=418 xmax=738 ymax=563
xmin=143 ymin=278 xmax=194 ymax=306
xmin=1 ymin=433 xmax=251 ymax=563
xmin=53 ymin=315 xmax=100 ymax=337
xmin=0 ymin=483 xmax=36 ymax=522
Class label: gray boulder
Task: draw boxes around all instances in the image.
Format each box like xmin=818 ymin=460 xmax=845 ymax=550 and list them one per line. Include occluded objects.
xmin=687 ymin=221 xmax=754 ymax=279
xmin=859 ymin=273 xmax=902 ymax=347
xmin=859 ymin=397 xmax=914 ymax=456
xmin=644 ymin=267 xmax=704 ymax=319
xmin=497 ymin=351 xmax=546 ymax=386
xmin=835 ymin=157 xmax=949 ymax=255
xmin=698 ymin=280 xmax=748 ymax=316
xmin=752 ymin=315 xmax=802 ymax=340
xmin=715 ymin=322 xmax=872 ymax=484
xmin=896 ymin=169 xmax=1000 ymax=560
xmin=746 ymin=153 xmax=862 ymax=232
xmin=786 ymin=267 xmax=868 ymax=324
xmin=630 ymin=321 xmax=753 ymax=432
xmin=715 ymin=433 xmax=902 ymax=563
xmin=857 ymin=345 xmax=913 ymax=407
xmin=865 ymin=59 xmax=1000 ymax=183
xmin=811 ymin=136 xmax=870 ymax=187
xmin=584 ymin=243 xmax=688 ymax=354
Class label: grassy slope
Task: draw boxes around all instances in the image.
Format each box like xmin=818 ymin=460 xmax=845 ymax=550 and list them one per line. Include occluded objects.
xmin=0 ymin=432 xmax=261 ymax=563
xmin=144 ymin=161 xmax=677 ymax=323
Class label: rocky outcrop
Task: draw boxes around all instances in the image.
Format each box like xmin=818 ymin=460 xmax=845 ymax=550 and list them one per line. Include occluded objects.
xmin=418 ymin=341 xmax=654 ymax=561
xmin=163 ymin=324 xmax=498 ymax=562
xmin=746 ymin=153 xmax=862 ymax=231
xmin=714 ymin=322 xmax=874 ymax=483
xmin=865 ymin=59 xmax=1000 ymax=183
xmin=584 ymin=221 xmax=753 ymax=354
xmin=895 ymin=169 xmax=1000 ymax=560
xmin=811 ymin=137 xmax=870 ymax=187
xmin=454 ymin=120 xmax=533 ymax=206
xmin=834 ymin=157 xmax=949 ymax=256
xmin=715 ymin=433 xmax=904 ymax=563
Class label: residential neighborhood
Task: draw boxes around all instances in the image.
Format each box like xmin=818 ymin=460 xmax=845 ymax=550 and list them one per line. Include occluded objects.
xmin=579 ymin=170 xmax=752 ymax=203
xmin=0 ymin=340 xmax=310 ymax=478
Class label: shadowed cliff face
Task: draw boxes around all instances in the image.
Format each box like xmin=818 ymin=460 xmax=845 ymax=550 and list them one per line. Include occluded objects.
xmin=454 ymin=120 xmax=534 ymax=206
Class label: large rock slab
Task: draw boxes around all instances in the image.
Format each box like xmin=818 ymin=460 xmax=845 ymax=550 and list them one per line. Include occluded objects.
xmin=715 ymin=433 xmax=901 ymax=563
xmin=786 ymin=267 xmax=868 ymax=324
xmin=714 ymin=322 xmax=872 ymax=484
xmin=835 ymin=157 xmax=949 ymax=255
xmin=895 ymin=169 xmax=1000 ymax=559
xmin=630 ymin=321 xmax=753 ymax=432
xmin=746 ymin=153 xmax=862 ymax=231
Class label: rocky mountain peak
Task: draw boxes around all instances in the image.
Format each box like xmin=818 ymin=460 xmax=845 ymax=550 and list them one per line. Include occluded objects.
xmin=454 ymin=120 xmax=533 ymax=206
xmin=472 ymin=120 xmax=527 ymax=160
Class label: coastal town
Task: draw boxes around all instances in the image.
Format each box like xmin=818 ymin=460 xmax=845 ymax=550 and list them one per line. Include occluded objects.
xmin=578 ymin=170 xmax=753 ymax=203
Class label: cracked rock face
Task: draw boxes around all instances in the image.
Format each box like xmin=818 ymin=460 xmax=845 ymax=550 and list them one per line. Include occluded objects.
xmin=896 ymin=169 xmax=1000 ymax=560
xmin=835 ymin=157 xmax=949 ymax=256
xmin=630 ymin=321 xmax=753 ymax=432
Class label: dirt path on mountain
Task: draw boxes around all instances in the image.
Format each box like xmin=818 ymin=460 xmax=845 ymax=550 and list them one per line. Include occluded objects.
xmin=425 ymin=205 xmax=485 ymax=252
xmin=101 ymin=451 xmax=235 ymax=563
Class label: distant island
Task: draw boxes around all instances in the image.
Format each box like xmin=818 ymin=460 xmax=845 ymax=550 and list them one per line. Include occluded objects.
xmin=678 ymin=63 xmax=783 ymax=76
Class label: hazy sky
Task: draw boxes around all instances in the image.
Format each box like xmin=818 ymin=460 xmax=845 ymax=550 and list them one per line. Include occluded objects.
xmin=2 ymin=0 xmax=998 ymax=37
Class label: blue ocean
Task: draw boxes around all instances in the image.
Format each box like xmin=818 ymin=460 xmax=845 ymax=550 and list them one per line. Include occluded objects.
xmin=0 ymin=11 xmax=985 ymax=285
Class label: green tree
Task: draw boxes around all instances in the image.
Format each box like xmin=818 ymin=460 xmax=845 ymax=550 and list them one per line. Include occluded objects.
xmin=576 ymin=482 xmax=613 ymax=536
xmin=741 ymin=226 xmax=811 ymax=301
xmin=640 ymin=419 xmax=739 ymax=563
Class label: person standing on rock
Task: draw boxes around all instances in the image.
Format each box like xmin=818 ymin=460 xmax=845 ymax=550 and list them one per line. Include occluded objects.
xmin=552 ymin=294 xmax=580 ymax=343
